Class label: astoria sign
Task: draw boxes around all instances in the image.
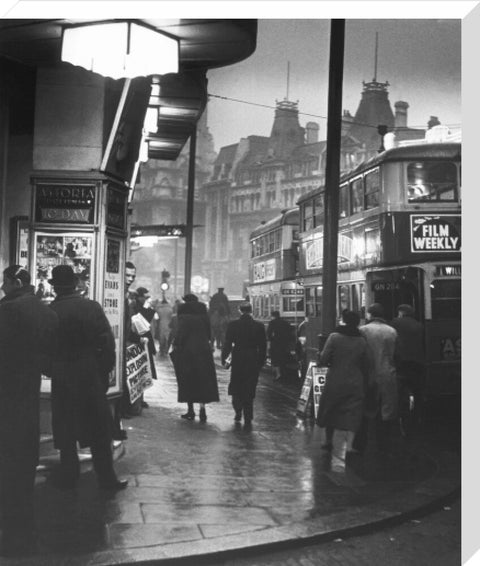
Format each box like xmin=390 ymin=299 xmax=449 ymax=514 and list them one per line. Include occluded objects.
xmin=35 ymin=184 xmax=96 ymax=224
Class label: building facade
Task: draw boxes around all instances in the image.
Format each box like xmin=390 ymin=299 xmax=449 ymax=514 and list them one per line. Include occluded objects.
xmin=201 ymin=78 xmax=428 ymax=296
xmin=129 ymin=112 xmax=216 ymax=299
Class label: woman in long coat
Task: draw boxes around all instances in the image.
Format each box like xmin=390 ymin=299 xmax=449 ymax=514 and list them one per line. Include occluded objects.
xmin=316 ymin=310 xmax=368 ymax=454
xmin=171 ymin=293 xmax=219 ymax=422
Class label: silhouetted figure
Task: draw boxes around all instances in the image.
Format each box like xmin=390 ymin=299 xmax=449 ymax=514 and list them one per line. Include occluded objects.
xmin=209 ymin=287 xmax=230 ymax=349
xmin=267 ymin=310 xmax=293 ymax=380
xmin=171 ymin=293 xmax=219 ymax=422
xmin=48 ymin=265 xmax=127 ymax=493
xmin=316 ymin=310 xmax=368 ymax=454
xmin=222 ymin=302 xmax=267 ymax=429
xmin=156 ymin=298 xmax=174 ymax=357
xmin=391 ymin=304 xmax=426 ymax=428
xmin=0 ymin=265 xmax=58 ymax=556
xmin=356 ymin=303 xmax=399 ymax=455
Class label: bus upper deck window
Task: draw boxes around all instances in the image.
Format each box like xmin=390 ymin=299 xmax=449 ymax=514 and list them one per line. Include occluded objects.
xmin=365 ymin=169 xmax=380 ymax=210
xmin=339 ymin=184 xmax=349 ymax=218
xmin=407 ymin=161 xmax=458 ymax=203
xmin=351 ymin=178 xmax=364 ymax=214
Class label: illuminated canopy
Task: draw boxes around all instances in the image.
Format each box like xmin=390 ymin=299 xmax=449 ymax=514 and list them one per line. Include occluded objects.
xmin=61 ymin=21 xmax=179 ymax=80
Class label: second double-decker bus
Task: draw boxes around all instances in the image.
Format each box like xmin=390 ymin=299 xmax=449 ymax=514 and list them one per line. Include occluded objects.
xmin=248 ymin=207 xmax=305 ymax=327
xmin=297 ymin=135 xmax=461 ymax=397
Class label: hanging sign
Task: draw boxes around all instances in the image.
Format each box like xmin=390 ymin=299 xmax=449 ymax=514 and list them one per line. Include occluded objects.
xmin=34 ymin=183 xmax=96 ymax=224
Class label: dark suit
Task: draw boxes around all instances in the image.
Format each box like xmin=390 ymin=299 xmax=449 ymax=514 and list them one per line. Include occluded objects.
xmin=0 ymin=285 xmax=58 ymax=552
xmin=50 ymin=292 xmax=118 ymax=487
xmin=221 ymin=313 xmax=266 ymax=423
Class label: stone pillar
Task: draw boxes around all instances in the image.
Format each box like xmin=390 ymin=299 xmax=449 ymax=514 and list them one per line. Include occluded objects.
xmin=33 ymin=65 xmax=107 ymax=171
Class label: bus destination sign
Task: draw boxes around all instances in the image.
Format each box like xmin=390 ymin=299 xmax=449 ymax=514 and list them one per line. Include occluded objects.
xmin=410 ymin=214 xmax=461 ymax=253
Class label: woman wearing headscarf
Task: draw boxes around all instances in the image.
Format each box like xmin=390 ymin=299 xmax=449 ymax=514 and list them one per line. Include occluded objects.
xmin=316 ymin=310 xmax=369 ymax=455
xmin=170 ymin=293 xmax=219 ymax=422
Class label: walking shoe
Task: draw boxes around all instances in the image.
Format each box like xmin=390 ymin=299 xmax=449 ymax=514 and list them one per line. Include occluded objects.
xmin=199 ymin=407 xmax=207 ymax=422
xmin=113 ymin=429 xmax=128 ymax=440
xmin=181 ymin=412 xmax=195 ymax=420
xmin=243 ymin=420 xmax=252 ymax=431
xmin=99 ymin=478 xmax=128 ymax=491
xmin=234 ymin=412 xmax=242 ymax=422
xmin=141 ymin=401 xmax=149 ymax=408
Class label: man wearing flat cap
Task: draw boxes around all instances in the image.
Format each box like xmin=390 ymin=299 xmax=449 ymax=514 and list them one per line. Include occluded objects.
xmin=48 ymin=265 xmax=127 ymax=491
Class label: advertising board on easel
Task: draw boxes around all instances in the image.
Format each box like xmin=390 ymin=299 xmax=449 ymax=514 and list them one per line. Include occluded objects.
xmin=296 ymin=362 xmax=327 ymax=419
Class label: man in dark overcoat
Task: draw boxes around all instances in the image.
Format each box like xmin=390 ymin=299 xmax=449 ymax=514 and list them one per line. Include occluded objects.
xmin=221 ymin=302 xmax=267 ymax=428
xmin=0 ymin=265 xmax=58 ymax=556
xmin=48 ymin=265 xmax=127 ymax=491
xmin=391 ymin=304 xmax=426 ymax=426
xmin=209 ymin=287 xmax=230 ymax=349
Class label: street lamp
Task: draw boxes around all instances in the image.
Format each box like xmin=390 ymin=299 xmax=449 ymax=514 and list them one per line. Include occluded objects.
xmin=61 ymin=21 xmax=179 ymax=80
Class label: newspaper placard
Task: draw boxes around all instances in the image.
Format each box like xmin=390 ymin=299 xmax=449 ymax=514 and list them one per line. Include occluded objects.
xmin=311 ymin=365 xmax=327 ymax=419
xmin=296 ymin=361 xmax=315 ymax=416
xmin=125 ymin=341 xmax=153 ymax=404
xmin=296 ymin=362 xmax=328 ymax=418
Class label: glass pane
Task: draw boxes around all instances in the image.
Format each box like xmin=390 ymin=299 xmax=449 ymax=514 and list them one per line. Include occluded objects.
xmin=365 ymin=169 xmax=380 ymax=209
xmin=339 ymin=184 xmax=349 ymax=218
xmin=407 ymin=161 xmax=458 ymax=202
xmin=314 ymin=194 xmax=324 ymax=227
xmin=351 ymin=178 xmax=364 ymax=213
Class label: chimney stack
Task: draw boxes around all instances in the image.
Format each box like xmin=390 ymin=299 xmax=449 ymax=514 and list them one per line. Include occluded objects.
xmin=394 ymin=101 xmax=409 ymax=128
xmin=428 ymin=116 xmax=441 ymax=129
xmin=305 ymin=121 xmax=319 ymax=144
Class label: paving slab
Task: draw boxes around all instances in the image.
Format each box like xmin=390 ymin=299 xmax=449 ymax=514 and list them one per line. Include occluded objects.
xmin=1 ymin=352 xmax=460 ymax=565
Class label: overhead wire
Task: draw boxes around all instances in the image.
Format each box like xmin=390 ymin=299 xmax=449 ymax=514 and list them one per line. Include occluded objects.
xmin=208 ymin=93 xmax=462 ymax=132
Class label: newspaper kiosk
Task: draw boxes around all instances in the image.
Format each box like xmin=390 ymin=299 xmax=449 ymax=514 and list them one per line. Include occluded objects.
xmin=30 ymin=174 xmax=128 ymax=399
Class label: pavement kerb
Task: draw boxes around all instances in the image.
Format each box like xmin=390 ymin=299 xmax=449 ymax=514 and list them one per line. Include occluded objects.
xmin=29 ymin=444 xmax=459 ymax=566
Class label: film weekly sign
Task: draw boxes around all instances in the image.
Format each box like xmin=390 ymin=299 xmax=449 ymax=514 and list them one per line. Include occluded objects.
xmin=125 ymin=342 xmax=153 ymax=404
xmin=410 ymin=214 xmax=461 ymax=253
xmin=35 ymin=183 xmax=96 ymax=224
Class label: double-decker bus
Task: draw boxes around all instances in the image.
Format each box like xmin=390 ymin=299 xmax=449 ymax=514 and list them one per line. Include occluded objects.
xmin=298 ymin=137 xmax=461 ymax=397
xmin=248 ymin=208 xmax=305 ymax=327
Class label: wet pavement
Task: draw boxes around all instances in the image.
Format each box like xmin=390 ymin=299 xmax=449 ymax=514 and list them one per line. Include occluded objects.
xmin=3 ymin=352 xmax=460 ymax=565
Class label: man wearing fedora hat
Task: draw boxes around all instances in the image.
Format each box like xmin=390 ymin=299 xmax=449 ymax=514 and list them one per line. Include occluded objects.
xmin=48 ymin=265 xmax=127 ymax=491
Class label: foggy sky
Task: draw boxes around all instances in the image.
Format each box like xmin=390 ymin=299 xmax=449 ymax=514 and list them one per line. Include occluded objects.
xmin=207 ymin=19 xmax=461 ymax=151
